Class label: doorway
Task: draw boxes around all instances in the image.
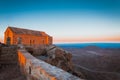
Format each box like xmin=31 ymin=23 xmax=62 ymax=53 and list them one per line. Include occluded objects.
xmin=6 ymin=37 xmax=11 ymax=45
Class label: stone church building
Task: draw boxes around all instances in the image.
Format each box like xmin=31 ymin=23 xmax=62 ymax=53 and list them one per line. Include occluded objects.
xmin=4 ymin=26 xmax=52 ymax=46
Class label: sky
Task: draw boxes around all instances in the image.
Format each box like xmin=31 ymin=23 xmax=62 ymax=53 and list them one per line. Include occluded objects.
xmin=0 ymin=0 xmax=120 ymax=43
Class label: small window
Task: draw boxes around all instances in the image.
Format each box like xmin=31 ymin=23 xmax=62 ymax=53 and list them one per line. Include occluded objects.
xmin=30 ymin=40 xmax=32 ymax=46
xmin=42 ymin=40 xmax=44 ymax=44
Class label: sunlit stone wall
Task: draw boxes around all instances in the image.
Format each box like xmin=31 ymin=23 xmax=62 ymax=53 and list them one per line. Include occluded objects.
xmin=18 ymin=49 xmax=82 ymax=80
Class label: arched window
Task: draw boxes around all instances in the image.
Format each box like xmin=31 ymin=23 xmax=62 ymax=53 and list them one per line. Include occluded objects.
xmin=33 ymin=40 xmax=35 ymax=44
xmin=30 ymin=40 xmax=32 ymax=46
xmin=42 ymin=40 xmax=44 ymax=44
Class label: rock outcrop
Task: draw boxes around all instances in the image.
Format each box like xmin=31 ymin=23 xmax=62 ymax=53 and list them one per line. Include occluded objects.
xmin=45 ymin=45 xmax=73 ymax=72
xmin=32 ymin=45 xmax=85 ymax=78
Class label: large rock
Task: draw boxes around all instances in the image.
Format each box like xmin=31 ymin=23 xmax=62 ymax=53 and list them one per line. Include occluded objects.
xmin=46 ymin=46 xmax=73 ymax=72
xmin=35 ymin=45 xmax=85 ymax=78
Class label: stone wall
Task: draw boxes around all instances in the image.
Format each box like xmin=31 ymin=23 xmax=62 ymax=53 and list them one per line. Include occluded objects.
xmin=0 ymin=45 xmax=18 ymax=64
xmin=18 ymin=49 xmax=83 ymax=80
xmin=0 ymin=44 xmax=26 ymax=80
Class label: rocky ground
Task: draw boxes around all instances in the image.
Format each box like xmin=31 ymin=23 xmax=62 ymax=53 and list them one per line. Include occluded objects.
xmin=64 ymin=46 xmax=120 ymax=80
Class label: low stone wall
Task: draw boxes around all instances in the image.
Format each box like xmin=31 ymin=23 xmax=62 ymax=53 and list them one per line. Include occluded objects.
xmin=18 ymin=49 xmax=83 ymax=80
xmin=0 ymin=45 xmax=18 ymax=64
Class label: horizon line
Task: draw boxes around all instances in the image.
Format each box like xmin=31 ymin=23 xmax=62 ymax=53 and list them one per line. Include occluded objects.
xmin=54 ymin=41 xmax=120 ymax=44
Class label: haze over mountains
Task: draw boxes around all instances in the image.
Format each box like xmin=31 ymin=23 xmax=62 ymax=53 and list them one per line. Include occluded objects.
xmin=58 ymin=43 xmax=120 ymax=80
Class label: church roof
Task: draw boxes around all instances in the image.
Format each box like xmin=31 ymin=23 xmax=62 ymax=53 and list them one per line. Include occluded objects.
xmin=8 ymin=26 xmax=47 ymax=36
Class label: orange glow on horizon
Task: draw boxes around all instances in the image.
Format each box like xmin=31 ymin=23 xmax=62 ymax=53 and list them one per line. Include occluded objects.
xmin=54 ymin=35 xmax=120 ymax=43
